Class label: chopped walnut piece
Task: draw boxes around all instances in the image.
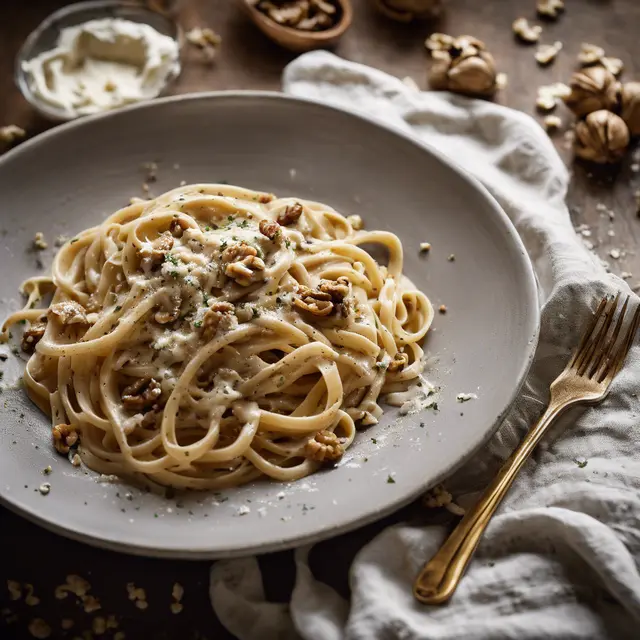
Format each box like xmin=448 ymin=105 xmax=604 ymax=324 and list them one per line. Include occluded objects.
xmin=122 ymin=378 xmax=162 ymax=411
xmin=225 ymin=255 xmax=266 ymax=286
xmin=259 ymin=219 xmax=281 ymax=240
xmin=535 ymin=41 xmax=562 ymax=66
xmin=318 ymin=276 xmax=349 ymax=302
xmin=387 ymin=351 xmax=409 ymax=372
xmin=186 ymin=26 xmax=222 ymax=62
xmin=536 ymin=82 xmax=571 ymax=112
xmin=536 ymin=0 xmax=564 ymax=19
xmin=52 ymin=424 xmax=78 ymax=455
xmin=21 ymin=318 xmax=46 ymax=353
xmin=202 ymin=301 xmax=235 ymax=339
xmin=221 ymin=242 xmax=257 ymax=263
xmin=305 ymin=430 xmax=344 ymax=462
xmin=293 ymin=295 xmax=333 ymax=317
xmin=512 ymin=18 xmax=542 ymax=44
xmin=424 ymin=32 xmax=455 ymax=52
xmin=169 ymin=219 xmax=186 ymax=238
xmin=140 ymin=233 xmax=174 ymax=270
xmin=154 ymin=293 xmax=181 ymax=325
xmin=601 ymin=57 xmax=624 ymax=77
xmin=543 ymin=115 xmax=562 ymax=132
xmin=346 ymin=214 xmax=363 ymax=230
xmin=49 ymin=300 xmax=89 ymax=326
xmin=33 ymin=232 xmax=48 ymax=250
xmin=28 ymin=618 xmax=51 ymax=639
xmin=0 ymin=124 xmax=26 ymax=145
xmin=578 ymin=42 xmax=605 ymax=66
xmin=277 ymin=202 xmax=303 ymax=226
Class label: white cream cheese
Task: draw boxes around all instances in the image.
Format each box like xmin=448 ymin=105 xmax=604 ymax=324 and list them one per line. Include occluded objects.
xmin=22 ymin=18 xmax=180 ymax=118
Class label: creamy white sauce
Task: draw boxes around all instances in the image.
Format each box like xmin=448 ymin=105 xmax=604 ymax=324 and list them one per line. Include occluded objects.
xmin=22 ymin=18 xmax=180 ymax=117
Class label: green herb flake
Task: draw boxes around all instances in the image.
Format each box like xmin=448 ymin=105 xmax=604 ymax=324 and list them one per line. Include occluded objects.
xmin=371 ymin=438 xmax=377 ymax=444
xmin=194 ymin=320 xmax=203 ymax=328
xmin=386 ymin=475 xmax=396 ymax=484
xmin=574 ymin=458 xmax=588 ymax=469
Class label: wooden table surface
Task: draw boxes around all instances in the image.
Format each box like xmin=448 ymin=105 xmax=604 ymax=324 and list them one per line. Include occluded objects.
xmin=1 ymin=1 xmax=639 ymax=638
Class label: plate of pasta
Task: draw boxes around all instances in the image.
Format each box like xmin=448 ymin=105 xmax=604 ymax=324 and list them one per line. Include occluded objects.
xmin=0 ymin=93 xmax=538 ymax=557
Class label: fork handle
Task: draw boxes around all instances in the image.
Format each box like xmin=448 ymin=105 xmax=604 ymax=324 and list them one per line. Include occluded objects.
xmin=413 ymin=398 xmax=572 ymax=604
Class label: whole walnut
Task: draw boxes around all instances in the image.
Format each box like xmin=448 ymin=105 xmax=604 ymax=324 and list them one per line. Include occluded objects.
xmin=620 ymin=82 xmax=640 ymax=136
xmin=428 ymin=36 xmax=498 ymax=97
xmin=563 ymin=67 xmax=620 ymax=118
xmin=374 ymin=0 xmax=443 ymax=21
xmin=574 ymin=110 xmax=630 ymax=164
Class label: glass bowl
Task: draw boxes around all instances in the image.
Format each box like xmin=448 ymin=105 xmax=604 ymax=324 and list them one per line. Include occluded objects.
xmin=15 ymin=0 xmax=182 ymax=122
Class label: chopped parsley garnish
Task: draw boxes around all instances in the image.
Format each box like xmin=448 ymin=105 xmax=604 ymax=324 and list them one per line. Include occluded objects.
xmin=285 ymin=239 xmax=292 ymax=249
xmin=194 ymin=320 xmax=203 ymax=328
xmin=386 ymin=475 xmax=396 ymax=484
xmin=371 ymin=438 xmax=377 ymax=444
xmin=170 ymin=270 xmax=179 ymax=278
xmin=252 ymin=307 xmax=259 ymax=319
xmin=204 ymin=226 xmax=211 ymax=232
xmin=18 ymin=319 xmax=26 ymax=325
xmin=165 ymin=254 xmax=180 ymax=266
xmin=574 ymin=458 xmax=588 ymax=468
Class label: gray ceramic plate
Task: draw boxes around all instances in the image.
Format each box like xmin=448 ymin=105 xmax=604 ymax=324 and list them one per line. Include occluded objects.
xmin=0 ymin=92 xmax=539 ymax=558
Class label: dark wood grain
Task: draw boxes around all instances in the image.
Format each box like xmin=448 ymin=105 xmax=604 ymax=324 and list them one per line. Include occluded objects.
xmin=1 ymin=1 xmax=640 ymax=638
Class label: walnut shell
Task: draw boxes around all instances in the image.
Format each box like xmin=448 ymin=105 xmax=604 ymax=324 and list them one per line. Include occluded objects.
xmin=563 ymin=67 xmax=620 ymax=118
xmin=374 ymin=0 xmax=443 ymax=21
xmin=620 ymin=82 xmax=640 ymax=136
xmin=574 ymin=110 xmax=630 ymax=164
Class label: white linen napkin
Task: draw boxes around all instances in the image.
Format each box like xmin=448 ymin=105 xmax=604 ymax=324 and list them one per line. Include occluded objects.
xmin=210 ymin=51 xmax=640 ymax=640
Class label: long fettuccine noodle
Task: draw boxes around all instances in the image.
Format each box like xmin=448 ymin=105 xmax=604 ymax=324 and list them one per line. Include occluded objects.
xmin=2 ymin=184 xmax=433 ymax=489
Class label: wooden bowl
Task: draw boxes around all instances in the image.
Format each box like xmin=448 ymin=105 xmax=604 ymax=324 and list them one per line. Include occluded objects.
xmin=239 ymin=0 xmax=352 ymax=52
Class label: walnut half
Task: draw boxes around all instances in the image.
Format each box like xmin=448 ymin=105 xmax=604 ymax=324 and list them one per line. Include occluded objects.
xmin=277 ymin=202 xmax=303 ymax=226
xmin=202 ymin=301 xmax=235 ymax=339
xmin=225 ymin=255 xmax=266 ymax=286
xmin=305 ymin=430 xmax=344 ymax=462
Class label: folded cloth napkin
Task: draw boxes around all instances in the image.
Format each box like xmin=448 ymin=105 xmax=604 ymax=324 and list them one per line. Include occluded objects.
xmin=210 ymin=51 xmax=640 ymax=640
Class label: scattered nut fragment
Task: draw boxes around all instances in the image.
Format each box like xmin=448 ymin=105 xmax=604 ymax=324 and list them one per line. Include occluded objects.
xmin=277 ymin=202 xmax=304 ymax=226
xmin=512 ymin=18 xmax=542 ymax=44
xmin=535 ymin=41 xmax=562 ymax=66
xmin=170 ymin=582 xmax=184 ymax=614
xmin=305 ymin=430 xmax=344 ymax=462
xmin=28 ymin=618 xmax=51 ymax=639
xmin=419 ymin=242 xmax=431 ymax=252
xmin=536 ymin=82 xmax=571 ymax=112
xmin=574 ymin=110 xmax=630 ymax=164
xmin=620 ymin=82 xmax=640 ymax=136
xmin=169 ymin=219 xmax=186 ymax=238
xmin=428 ymin=35 xmax=499 ymax=97
xmin=387 ymin=351 xmax=409 ymax=372
xmin=422 ymin=483 xmax=465 ymax=515
xmin=71 ymin=453 xmax=82 ymax=466
xmin=83 ymin=594 xmax=101 ymax=613
xmin=154 ymin=293 xmax=181 ymax=325
xmin=578 ymin=42 xmax=605 ymax=66
xmin=496 ymin=72 xmax=508 ymax=90
xmin=186 ymin=27 xmax=221 ymax=61
xmin=49 ymin=300 xmax=89 ymax=326
xmin=33 ymin=232 xmax=48 ymax=250
xmin=21 ymin=318 xmax=47 ymax=353
xmin=543 ymin=115 xmax=562 ymax=133
xmin=225 ymin=255 xmax=266 ymax=286
xmin=438 ymin=304 xmax=447 ymax=314
xmin=61 ymin=619 xmax=74 ymax=630
xmin=24 ymin=584 xmax=40 ymax=606
xmin=7 ymin=580 xmax=21 ymax=601
xmin=346 ymin=214 xmax=363 ymax=230
xmin=202 ymin=301 xmax=235 ymax=339
xmin=259 ymin=219 xmax=281 ymax=240
xmin=39 ymin=483 xmax=51 ymax=495
xmin=0 ymin=124 xmax=26 ymax=145
xmin=122 ymin=378 xmax=162 ymax=411
xmin=375 ymin=0 xmax=443 ymax=22
xmin=563 ymin=67 xmax=620 ymax=118
xmin=139 ymin=233 xmax=174 ymax=270
xmin=93 ymin=616 xmax=107 ymax=635
xmin=424 ymin=32 xmax=454 ymax=52
xmin=536 ymin=0 xmax=564 ymax=19
xmin=52 ymin=424 xmax=78 ymax=454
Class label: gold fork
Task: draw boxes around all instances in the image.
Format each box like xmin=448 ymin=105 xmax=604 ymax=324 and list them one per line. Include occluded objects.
xmin=414 ymin=293 xmax=640 ymax=605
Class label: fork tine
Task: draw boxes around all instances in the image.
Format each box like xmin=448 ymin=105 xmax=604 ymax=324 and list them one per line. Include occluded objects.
xmin=601 ymin=302 xmax=640 ymax=382
xmin=590 ymin=296 xmax=629 ymax=378
xmin=576 ymin=294 xmax=619 ymax=375
xmin=569 ymin=296 xmax=609 ymax=368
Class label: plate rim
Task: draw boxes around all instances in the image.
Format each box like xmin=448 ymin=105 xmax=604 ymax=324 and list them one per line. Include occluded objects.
xmin=0 ymin=90 xmax=540 ymax=558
